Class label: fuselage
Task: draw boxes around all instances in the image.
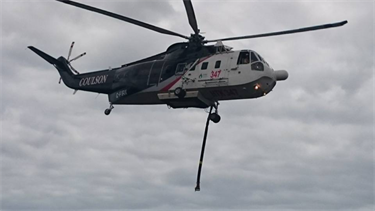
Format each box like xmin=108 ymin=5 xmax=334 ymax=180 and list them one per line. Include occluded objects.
xmin=103 ymin=47 xmax=287 ymax=108
xmin=32 ymin=43 xmax=288 ymax=109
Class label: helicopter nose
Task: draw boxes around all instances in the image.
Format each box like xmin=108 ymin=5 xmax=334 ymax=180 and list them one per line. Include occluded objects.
xmin=274 ymin=70 xmax=288 ymax=81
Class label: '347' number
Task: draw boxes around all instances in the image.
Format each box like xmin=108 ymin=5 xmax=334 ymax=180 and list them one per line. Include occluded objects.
xmin=210 ymin=70 xmax=222 ymax=79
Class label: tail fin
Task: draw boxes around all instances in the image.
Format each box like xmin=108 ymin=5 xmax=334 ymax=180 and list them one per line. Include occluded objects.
xmin=28 ymin=46 xmax=63 ymax=67
xmin=28 ymin=46 xmax=77 ymax=88
xmin=29 ymin=46 xmax=113 ymax=94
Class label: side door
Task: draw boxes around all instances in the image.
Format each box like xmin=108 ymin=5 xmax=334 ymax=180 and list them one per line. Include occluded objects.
xmin=228 ymin=51 xmax=241 ymax=71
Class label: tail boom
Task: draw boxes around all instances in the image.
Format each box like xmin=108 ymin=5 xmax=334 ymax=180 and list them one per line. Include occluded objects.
xmin=28 ymin=46 xmax=113 ymax=94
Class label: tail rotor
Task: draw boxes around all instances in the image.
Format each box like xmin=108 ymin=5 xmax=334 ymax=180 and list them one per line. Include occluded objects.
xmin=67 ymin=41 xmax=74 ymax=61
xmin=59 ymin=41 xmax=86 ymax=84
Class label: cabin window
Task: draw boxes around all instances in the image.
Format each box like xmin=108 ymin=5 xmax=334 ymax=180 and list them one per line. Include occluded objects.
xmin=201 ymin=62 xmax=208 ymax=70
xmin=215 ymin=61 xmax=221 ymax=69
xmin=237 ymin=52 xmax=250 ymax=65
xmin=189 ymin=64 xmax=196 ymax=71
xmin=175 ymin=63 xmax=187 ymax=75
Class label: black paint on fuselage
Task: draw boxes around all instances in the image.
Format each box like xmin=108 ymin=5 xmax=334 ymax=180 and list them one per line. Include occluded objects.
xmin=109 ymin=43 xmax=215 ymax=94
xmin=29 ymin=43 xmax=216 ymax=96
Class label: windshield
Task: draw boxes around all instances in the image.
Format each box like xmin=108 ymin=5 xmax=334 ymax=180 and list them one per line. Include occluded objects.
xmin=254 ymin=52 xmax=270 ymax=67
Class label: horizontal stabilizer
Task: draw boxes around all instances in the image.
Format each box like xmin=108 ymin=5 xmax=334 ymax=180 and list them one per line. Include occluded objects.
xmin=28 ymin=46 xmax=62 ymax=66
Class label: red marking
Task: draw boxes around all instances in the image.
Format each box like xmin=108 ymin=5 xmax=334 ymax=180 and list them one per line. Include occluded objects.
xmin=197 ymin=55 xmax=211 ymax=65
xmin=161 ymin=76 xmax=183 ymax=91
xmin=210 ymin=70 xmax=222 ymax=79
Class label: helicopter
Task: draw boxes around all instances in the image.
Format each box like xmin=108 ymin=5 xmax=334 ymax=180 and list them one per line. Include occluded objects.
xmin=28 ymin=0 xmax=347 ymax=191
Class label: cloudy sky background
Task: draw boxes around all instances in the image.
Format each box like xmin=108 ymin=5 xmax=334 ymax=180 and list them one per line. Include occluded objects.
xmin=1 ymin=0 xmax=374 ymax=210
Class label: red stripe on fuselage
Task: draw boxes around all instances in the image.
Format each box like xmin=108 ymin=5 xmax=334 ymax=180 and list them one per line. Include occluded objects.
xmin=161 ymin=76 xmax=183 ymax=91
xmin=161 ymin=55 xmax=213 ymax=92
xmin=196 ymin=55 xmax=212 ymax=65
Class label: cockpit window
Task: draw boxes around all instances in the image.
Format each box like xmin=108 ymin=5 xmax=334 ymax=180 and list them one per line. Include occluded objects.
xmin=254 ymin=52 xmax=270 ymax=67
xmin=237 ymin=52 xmax=250 ymax=65
xmin=251 ymin=52 xmax=264 ymax=71
xmin=251 ymin=62 xmax=264 ymax=71
xmin=250 ymin=52 xmax=259 ymax=63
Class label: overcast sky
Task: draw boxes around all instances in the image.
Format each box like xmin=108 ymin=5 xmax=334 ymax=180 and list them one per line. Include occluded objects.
xmin=1 ymin=0 xmax=374 ymax=211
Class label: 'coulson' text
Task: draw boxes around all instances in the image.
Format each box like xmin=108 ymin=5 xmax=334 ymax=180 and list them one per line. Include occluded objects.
xmin=79 ymin=75 xmax=109 ymax=87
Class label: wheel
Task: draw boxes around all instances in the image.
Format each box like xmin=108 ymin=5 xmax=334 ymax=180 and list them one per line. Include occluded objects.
xmin=104 ymin=109 xmax=111 ymax=115
xmin=174 ymin=87 xmax=186 ymax=98
xmin=209 ymin=113 xmax=221 ymax=123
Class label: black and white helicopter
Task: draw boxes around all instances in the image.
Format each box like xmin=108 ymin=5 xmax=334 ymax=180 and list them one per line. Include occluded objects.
xmin=29 ymin=0 xmax=347 ymax=191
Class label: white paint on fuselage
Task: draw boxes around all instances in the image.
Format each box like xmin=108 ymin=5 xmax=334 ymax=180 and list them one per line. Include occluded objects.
xmin=170 ymin=50 xmax=276 ymax=91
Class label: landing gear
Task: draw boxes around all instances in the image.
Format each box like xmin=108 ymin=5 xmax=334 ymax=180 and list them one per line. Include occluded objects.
xmin=174 ymin=87 xmax=186 ymax=98
xmin=104 ymin=104 xmax=114 ymax=115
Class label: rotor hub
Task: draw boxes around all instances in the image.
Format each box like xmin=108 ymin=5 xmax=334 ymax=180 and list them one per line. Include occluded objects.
xmin=189 ymin=34 xmax=205 ymax=47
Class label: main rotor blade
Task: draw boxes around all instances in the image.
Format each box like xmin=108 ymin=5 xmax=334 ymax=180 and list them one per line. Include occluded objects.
xmin=183 ymin=0 xmax=199 ymax=35
xmin=56 ymin=0 xmax=189 ymax=39
xmin=205 ymin=20 xmax=348 ymax=43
